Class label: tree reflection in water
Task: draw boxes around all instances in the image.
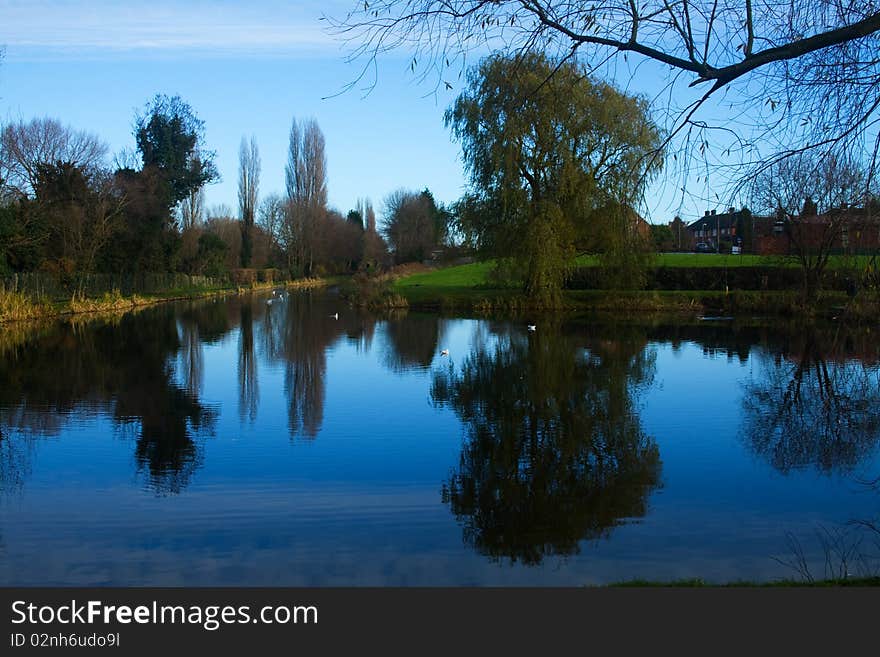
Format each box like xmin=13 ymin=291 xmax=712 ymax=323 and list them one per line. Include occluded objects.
xmin=238 ymin=301 xmax=259 ymax=423
xmin=262 ymin=294 xmax=333 ymax=439
xmin=431 ymin=321 xmax=662 ymax=564
xmin=381 ymin=312 xmax=447 ymax=373
xmin=260 ymin=294 xmax=376 ymax=439
xmin=743 ymin=330 xmax=880 ymax=475
xmin=0 ymin=306 xmax=219 ymax=495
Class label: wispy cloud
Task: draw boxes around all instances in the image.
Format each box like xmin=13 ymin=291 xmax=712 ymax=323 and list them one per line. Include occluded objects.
xmin=0 ymin=1 xmax=349 ymax=59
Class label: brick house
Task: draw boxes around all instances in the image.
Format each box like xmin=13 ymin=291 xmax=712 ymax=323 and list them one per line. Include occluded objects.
xmin=686 ymin=208 xmax=754 ymax=252
xmin=753 ymin=202 xmax=880 ymax=255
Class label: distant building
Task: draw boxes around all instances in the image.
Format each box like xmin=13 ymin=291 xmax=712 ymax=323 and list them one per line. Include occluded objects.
xmin=752 ymin=202 xmax=880 ymax=255
xmin=686 ymin=207 xmax=754 ymax=252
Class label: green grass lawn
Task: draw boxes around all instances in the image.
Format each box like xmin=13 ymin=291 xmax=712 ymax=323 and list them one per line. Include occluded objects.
xmin=395 ymin=253 xmax=877 ymax=293
xmin=394 ymin=256 xmax=767 ymax=291
xmin=394 ymin=261 xmax=497 ymax=289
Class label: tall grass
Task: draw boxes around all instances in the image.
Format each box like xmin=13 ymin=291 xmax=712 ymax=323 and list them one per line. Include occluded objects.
xmin=0 ymin=273 xmax=331 ymax=324
xmin=341 ymin=273 xmax=409 ymax=309
xmin=67 ymin=289 xmax=151 ymax=314
xmin=0 ymin=289 xmax=52 ymax=323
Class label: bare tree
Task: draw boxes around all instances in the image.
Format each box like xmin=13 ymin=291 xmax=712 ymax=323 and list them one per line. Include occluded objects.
xmin=330 ymin=2 xmax=880 ymax=194
xmin=754 ymin=153 xmax=869 ymax=220
xmin=358 ymin=197 xmax=388 ymax=270
xmin=324 ymin=209 xmax=365 ymax=272
xmin=285 ymin=118 xmax=327 ymax=208
xmin=382 ymin=188 xmax=437 ymax=263
xmin=752 ymin=152 xmax=875 ymax=302
xmin=179 ymin=184 xmax=205 ymax=230
xmin=0 ymin=117 xmax=108 ymax=197
xmin=258 ymin=193 xmax=286 ymax=253
xmin=364 ymin=199 xmax=377 ymax=233
xmin=205 ymin=205 xmax=241 ymax=273
xmin=206 ymin=203 xmax=234 ymax=220
xmin=284 ymin=118 xmax=328 ymax=275
xmin=238 ymin=136 xmax=261 ymax=268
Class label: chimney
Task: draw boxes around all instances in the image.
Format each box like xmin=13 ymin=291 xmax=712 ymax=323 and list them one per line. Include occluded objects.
xmin=728 ymin=207 xmax=735 ymax=214
xmin=705 ymin=210 xmax=710 ymax=216
xmin=710 ymin=209 xmax=716 ymax=215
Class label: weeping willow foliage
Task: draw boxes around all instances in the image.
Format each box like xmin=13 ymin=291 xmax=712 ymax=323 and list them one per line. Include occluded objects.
xmin=446 ymin=53 xmax=663 ymax=304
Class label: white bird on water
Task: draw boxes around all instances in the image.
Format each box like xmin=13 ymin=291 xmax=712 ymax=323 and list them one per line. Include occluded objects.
xmin=440 ymin=349 xmax=449 ymax=357
xmin=527 ymin=324 xmax=536 ymax=332
xmin=331 ymin=312 xmax=338 ymax=320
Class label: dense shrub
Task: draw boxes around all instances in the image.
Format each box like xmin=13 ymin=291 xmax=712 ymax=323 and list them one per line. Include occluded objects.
xmin=566 ymin=266 xmax=855 ymax=291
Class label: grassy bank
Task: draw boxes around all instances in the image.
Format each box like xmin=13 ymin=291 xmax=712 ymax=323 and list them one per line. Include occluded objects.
xmin=392 ymin=260 xmax=876 ymax=318
xmin=397 ymin=255 xmax=875 ymax=292
xmin=0 ymin=277 xmax=328 ymax=324
xmin=395 ymin=284 xmax=830 ymax=316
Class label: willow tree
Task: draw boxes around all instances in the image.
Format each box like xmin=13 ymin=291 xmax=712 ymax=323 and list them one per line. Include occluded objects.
xmin=445 ymin=53 xmax=662 ymax=304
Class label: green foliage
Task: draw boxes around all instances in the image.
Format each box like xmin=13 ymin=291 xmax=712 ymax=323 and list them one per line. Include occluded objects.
xmin=110 ymin=167 xmax=178 ymax=273
xmin=0 ymin=199 xmax=48 ymax=272
xmin=445 ymin=53 xmax=663 ymax=299
xmin=595 ymin=203 xmax=653 ymax=290
xmin=134 ymin=94 xmax=218 ymax=209
xmin=32 ymin=161 xmax=124 ymax=274
xmin=523 ymin=201 xmax=574 ymax=304
xmin=419 ymin=188 xmax=453 ymax=247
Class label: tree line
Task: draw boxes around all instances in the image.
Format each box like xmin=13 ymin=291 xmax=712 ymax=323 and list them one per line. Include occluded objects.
xmin=332 ymin=1 xmax=880 ymax=305
xmin=0 ymin=95 xmax=455 ymax=283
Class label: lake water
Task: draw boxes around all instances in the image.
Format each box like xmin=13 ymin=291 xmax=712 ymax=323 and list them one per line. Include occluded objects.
xmin=2 ymin=291 xmax=879 ymax=585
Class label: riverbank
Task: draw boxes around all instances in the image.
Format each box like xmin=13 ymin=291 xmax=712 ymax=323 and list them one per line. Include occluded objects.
xmin=395 ymin=280 xmax=868 ymax=319
xmin=0 ymin=277 xmax=329 ymax=324
xmin=391 ymin=261 xmax=878 ymax=319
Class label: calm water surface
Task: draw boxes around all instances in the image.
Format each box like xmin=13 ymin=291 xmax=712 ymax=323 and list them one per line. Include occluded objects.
xmin=1 ymin=291 xmax=879 ymax=585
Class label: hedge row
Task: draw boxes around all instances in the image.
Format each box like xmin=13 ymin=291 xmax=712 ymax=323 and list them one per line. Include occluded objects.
xmin=566 ymin=266 xmax=859 ymax=291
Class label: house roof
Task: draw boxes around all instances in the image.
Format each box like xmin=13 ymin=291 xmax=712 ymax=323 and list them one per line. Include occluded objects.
xmin=687 ymin=209 xmax=745 ymax=232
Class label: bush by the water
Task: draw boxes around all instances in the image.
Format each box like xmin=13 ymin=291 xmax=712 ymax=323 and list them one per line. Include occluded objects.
xmin=566 ymin=266 xmax=860 ymax=292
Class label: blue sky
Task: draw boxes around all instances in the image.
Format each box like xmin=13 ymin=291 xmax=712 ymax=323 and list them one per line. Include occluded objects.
xmin=0 ymin=0 xmax=747 ymax=223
